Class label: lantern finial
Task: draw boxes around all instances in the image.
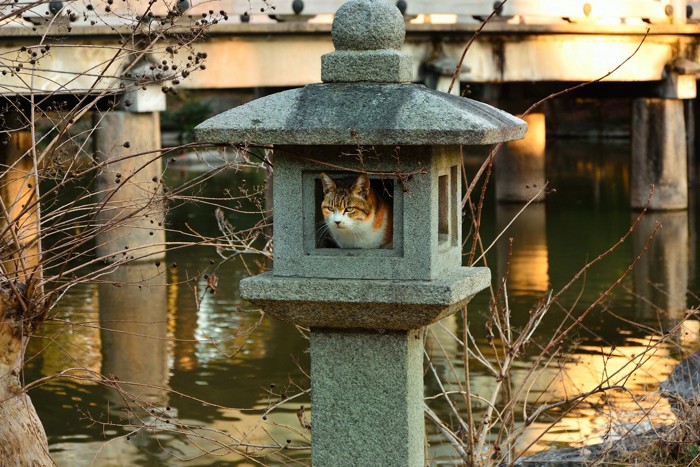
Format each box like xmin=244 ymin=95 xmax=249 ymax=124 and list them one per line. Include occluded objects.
xmin=321 ymin=0 xmax=413 ymax=83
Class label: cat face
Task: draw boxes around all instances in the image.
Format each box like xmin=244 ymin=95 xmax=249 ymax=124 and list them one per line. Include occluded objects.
xmin=319 ymin=173 xmax=392 ymax=249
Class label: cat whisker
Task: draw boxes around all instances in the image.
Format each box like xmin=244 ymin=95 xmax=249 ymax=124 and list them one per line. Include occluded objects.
xmin=316 ymin=221 xmax=333 ymax=247
xmin=316 ymin=221 xmax=330 ymax=236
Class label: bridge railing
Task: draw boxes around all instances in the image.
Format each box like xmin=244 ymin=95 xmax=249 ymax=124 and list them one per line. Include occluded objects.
xmin=0 ymin=0 xmax=694 ymax=28
xmin=141 ymin=0 xmax=687 ymax=25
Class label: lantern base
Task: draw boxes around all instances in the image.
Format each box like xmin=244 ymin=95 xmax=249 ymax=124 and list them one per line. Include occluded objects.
xmin=239 ymin=266 xmax=490 ymax=331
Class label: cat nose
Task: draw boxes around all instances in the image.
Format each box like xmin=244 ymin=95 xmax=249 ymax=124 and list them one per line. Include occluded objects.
xmin=335 ymin=220 xmax=341 ymax=226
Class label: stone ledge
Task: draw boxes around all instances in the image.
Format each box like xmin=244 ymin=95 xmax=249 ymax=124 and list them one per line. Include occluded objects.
xmin=239 ymin=267 xmax=490 ymax=330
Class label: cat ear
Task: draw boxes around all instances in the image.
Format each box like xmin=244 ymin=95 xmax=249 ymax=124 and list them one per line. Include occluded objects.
xmin=320 ymin=173 xmax=336 ymax=195
xmin=351 ymin=174 xmax=370 ymax=198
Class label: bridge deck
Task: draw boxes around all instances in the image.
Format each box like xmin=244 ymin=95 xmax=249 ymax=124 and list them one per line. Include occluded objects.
xmin=2 ymin=1 xmax=700 ymax=93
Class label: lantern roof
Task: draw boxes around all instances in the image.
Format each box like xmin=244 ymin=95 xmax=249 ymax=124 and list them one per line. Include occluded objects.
xmin=194 ymin=0 xmax=527 ymax=146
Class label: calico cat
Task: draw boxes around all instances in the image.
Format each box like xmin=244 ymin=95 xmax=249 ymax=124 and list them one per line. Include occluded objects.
xmin=319 ymin=173 xmax=393 ymax=249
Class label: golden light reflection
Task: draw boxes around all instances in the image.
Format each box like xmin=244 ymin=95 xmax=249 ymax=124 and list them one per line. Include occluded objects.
xmin=426 ymin=316 xmax=683 ymax=459
xmin=510 ymin=340 xmax=678 ymax=454
xmin=495 ymin=112 xmax=546 ymax=202
xmin=509 ymin=113 xmax=546 ymax=157
xmin=194 ymin=278 xmax=270 ymax=364
xmin=166 ymin=406 xmax=309 ymax=463
xmin=0 ymin=130 xmax=41 ymax=284
xmin=168 ymin=266 xmax=199 ymax=372
xmin=508 ymin=245 xmax=549 ymax=294
xmin=546 ymin=342 xmax=675 ymax=400
xmin=679 ymin=319 xmax=700 ymax=353
xmin=496 ymin=203 xmax=550 ymax=295
xmin=167 ymin=253 xmax=277 ymax=373
xmin=426 ymin=314 xmax=461 ymax=383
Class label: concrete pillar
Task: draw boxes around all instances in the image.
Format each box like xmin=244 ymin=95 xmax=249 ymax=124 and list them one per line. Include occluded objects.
xmin=93 ymin=111 xmax=165 ymax=261
xmin=632 ymin=211 xmax=688 ymax=321
xmin=310 ymin=329 xmax=424 ymax=467
xmin=0 ymin=128 xmax=41 ymax=285
xmin=100 ymin=263 xmax=169 ymax=409
xmin=631 ymin=98 xmax=687 ymax=210
xmin=424 ymin=59 xmax=463 ymax=96
xmin=496 ymin=113 xmax=546 ymax=203
xmin=479 ymin=83 xmax=502 ymax=108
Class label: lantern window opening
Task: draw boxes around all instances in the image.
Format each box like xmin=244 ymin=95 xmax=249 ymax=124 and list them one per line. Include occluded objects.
xmin=309 ymin=172 xmax=398 ymax=253
xmin=438 ymin=165 xmax=459 ymax=247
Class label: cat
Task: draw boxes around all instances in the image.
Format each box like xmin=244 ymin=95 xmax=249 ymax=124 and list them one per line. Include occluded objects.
xmin=319 ymin=173 xmax=393 ymax=249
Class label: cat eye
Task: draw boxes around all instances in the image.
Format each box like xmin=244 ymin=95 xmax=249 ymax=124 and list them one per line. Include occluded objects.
xmin=345 ymin=207 xmax=355 ymax=213
xmin=324 ymin=206 xmax=333 ymax=212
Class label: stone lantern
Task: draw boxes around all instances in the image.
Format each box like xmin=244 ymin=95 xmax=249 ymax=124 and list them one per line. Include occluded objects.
xmin=195 ymin=1 xmax=526 ymax=464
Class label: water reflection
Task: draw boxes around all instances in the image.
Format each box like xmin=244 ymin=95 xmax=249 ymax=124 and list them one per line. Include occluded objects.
xmin=0 ymin=130 xmax=41 ymax=283
xmin=496 ymin=203 xmax=550 ymax=296
xmin=24 ymin=140 xmax=700 ymax=465
xmin=99 ymin=263 xmax=170 ymax=409
xmin=428 ymin=141 xmax=695 ymax=462
xmin=169 ymin=267 xmax=198 ymax=372
xmin=632 ymin=211 xmax=689 ymax=322
xmin=30 ymin=284 xmax=102 ymax=379
xmin=513 ymin=340 xmax=677 ymax=452
xmin=690 ymin=195 xmax=699 ymax=285
xmin=98 ymin=263 xmax=170 ymax=463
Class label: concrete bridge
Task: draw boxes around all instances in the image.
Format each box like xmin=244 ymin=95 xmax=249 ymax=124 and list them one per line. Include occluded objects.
xmin=2 ymin=0 xmax=700 ymax=212
xmin=5 ymin=1 xmax=700 ymax=89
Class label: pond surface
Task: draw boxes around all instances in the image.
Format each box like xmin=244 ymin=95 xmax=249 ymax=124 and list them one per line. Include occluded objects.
xmin=25 ymin=139 xmax=700 ymax=465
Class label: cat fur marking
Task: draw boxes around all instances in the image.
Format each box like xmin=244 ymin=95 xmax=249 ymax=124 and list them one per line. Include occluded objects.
xmin=320 ymin=173 xmax=392 ymax=249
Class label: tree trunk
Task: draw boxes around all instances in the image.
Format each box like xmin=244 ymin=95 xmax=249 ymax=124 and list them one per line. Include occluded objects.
xmin=0 ymin=292 xmax=53 ymax=466
xmin=0 ymin=125 xmax=53 ymax=465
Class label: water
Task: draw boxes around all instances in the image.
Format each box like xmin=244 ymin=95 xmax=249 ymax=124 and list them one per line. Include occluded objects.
xmin=25 ymin=139 xmax=700 ymax=465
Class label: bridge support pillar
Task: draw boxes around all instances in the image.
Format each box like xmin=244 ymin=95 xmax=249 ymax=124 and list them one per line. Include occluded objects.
xmin=93 ymin=111 xmax=166 ymax=262
xmin=496 ymin=113 xmax=546 ymax=203
xmin=631 ymin=98 xmax=687 ymax=210
xmin=424 ymin=58 xmax=463 ymax=96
